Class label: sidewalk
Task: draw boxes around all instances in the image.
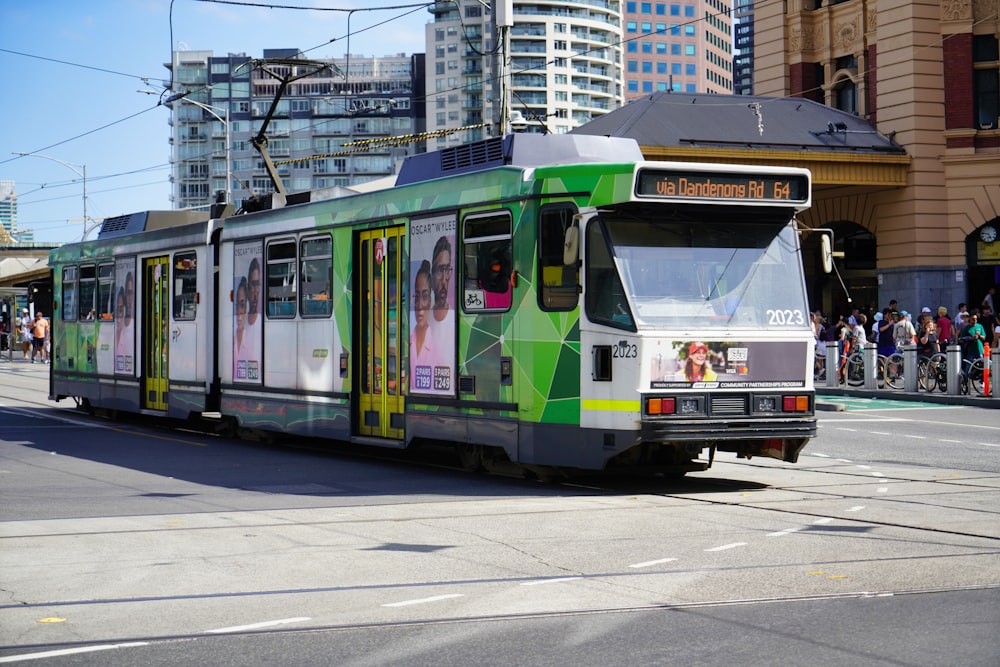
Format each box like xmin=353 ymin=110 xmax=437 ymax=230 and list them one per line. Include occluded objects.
xmin=0 ymin=354 xmax=51 ymax=370
xmin=816 ymin=384 xmax=1000 ymax=410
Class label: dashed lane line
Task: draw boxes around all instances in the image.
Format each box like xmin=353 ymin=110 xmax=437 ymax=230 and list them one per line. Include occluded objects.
xmin=382 ymin=594 xmax=464 ymax=607
xmin=204 ymin=617 xmax=312 ymax=634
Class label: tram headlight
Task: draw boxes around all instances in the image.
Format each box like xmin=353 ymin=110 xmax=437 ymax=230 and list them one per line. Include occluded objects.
xmin=679 ymin=397 xmax=702 ymax=414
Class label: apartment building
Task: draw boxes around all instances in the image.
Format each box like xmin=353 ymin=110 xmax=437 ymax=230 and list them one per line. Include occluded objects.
xmin=425 ymin=0 xmax=624 ymax=144
xmin=167 ymin=48 xmax=425 ymax=211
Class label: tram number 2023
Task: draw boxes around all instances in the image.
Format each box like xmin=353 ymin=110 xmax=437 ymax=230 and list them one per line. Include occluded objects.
xmin=613 ymin=341 xmax=638 ymax=358
xmin=767 ymin=309 xmax=805 ymax=326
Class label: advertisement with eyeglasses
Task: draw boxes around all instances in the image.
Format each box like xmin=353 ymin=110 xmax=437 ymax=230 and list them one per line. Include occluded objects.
xmin=233 ymin=240 xmax=263 ymax=383
xmin=409 ymin=213 xmax=457 ymax=396
xmin=114 ymin=257 xmax=136 ymax=376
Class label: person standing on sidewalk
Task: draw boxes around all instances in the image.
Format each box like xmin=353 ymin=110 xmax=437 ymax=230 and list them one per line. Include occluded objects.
xmin=31 ymin=311 xmax=49 ymax=364
xmin=19 ymin=308 xmax=32 ymax=361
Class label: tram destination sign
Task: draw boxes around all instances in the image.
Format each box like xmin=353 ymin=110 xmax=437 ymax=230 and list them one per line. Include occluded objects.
xmin=636 ymin=169 xmax=809 ymax=204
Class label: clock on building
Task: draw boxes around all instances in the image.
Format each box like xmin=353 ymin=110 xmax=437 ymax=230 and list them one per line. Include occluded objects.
xmin=981 ymin=225 xmax=998 ymax=243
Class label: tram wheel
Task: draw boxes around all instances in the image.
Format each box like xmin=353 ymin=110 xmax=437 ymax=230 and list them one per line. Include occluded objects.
xmin=457 ymin=444 xmax=484 ymax=472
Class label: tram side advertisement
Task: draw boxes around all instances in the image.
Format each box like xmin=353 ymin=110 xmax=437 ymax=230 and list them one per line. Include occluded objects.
xmin=114 ymin=258 xmax=135 ymax=376
xmin=649 ymin=340 xmax=808 ymax=389
xmin=409 ymin=214 xmax=457 ymax=397
xmin=233 ymin=241 xmax=263 ymax=384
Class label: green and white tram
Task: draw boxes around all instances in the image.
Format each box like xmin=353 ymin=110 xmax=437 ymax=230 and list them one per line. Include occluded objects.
xmin=50 ymin=134 xmax=815 ymax=475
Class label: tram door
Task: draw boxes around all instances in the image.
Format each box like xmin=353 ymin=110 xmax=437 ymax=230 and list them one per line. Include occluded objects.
xmin=142 ymin=256 xmax=170 ymax=411
xmin=356 ymin=227 xmax=406 ymax=439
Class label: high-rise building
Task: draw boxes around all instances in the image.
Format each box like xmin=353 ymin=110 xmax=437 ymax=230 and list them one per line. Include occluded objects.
xmin=0 ymin=180 xmax=16 ymax=242
xmin=426 ymin=0 xmax=623 ymax=144
xmin=732 ymin=0 xmax=754 ymax=94
xmin=622 ymin=0 xmax=733 ymax=99
xmin=166 ymin=49 xmax=425 ymax=211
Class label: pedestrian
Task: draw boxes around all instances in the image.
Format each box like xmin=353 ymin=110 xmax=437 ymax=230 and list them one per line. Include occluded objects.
xmin=983 ymin=286 xmax=995 ymax=312
xmin=31 ymin=311 xmax=50 ymax=364
xmin=19 ymin=308 xmax=32 ymax=361
xmin=935 ymin=307 xmax=952 ymax=347
xmin=958 ymin=313 xmax=987 ymax=366
xmin=877 ymin=309 xmax=896 ymax=357
xmin=893 ymin=310 xmax=917 ymax=349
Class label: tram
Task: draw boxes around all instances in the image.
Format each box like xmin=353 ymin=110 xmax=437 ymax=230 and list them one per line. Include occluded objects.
xmin=49 ymin=134 xmax=816 ymax=476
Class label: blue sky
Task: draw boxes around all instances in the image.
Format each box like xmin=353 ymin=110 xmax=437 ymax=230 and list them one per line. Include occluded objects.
xmin=0 ymin=1 xmax=429 ymax=243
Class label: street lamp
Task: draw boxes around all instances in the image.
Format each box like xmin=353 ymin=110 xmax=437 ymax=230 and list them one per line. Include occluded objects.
xmin=164 ymin=93 xmax=232 ymax=206
xmin=12 ymin=151 xmax=89 ymax=241
xmin=186 ymin=98 xmax=232 ymax=206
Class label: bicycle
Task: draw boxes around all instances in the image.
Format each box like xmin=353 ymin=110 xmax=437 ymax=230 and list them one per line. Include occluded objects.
xmin=930 ymin=355 xmax=988 ymax=395
xmin=961 ymin=357 xmax=987 ymax=396
xmin=844 ymin=351 xmax=887 ymax=388
xmin=883 ymin=351 xmax=905 ymax=390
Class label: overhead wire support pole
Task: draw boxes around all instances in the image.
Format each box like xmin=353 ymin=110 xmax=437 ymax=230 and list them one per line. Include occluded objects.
xmin=13 ymin=151 xmax=88 ymax=241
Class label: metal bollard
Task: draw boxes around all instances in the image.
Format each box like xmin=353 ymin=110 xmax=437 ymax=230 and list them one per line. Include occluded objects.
xmin=863 ymin=342 xmax=878 ymax=390
xmin=991 ymin=347 xmax=1000 ymax=401
xmin=825 ymin=341 xmax=839 ymax=388
xmin=946 ymin=344 xmax=962 ymax=396
xmin=902 ymin=344 xmax=918 ymax=393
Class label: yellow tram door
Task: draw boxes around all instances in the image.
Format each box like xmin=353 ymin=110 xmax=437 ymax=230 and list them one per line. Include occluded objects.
xmin=357 ymin=227 xmax=405 ymax=440
xmin=142 ymin=256 xmax=170 ymax=411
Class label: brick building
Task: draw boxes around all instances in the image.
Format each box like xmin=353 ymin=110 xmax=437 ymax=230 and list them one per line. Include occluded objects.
xmin=754 ymin=0 xmax=1000 ymax=316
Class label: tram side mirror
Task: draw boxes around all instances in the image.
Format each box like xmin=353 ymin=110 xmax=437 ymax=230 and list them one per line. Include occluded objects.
xmin=563 ymin=225 xmax=579 ymax=266
xmin=820 ymin=233 xmax=833 ymax=274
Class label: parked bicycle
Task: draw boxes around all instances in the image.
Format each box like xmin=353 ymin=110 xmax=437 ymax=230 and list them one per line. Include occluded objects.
xmin=844 ymin=351 xmax=887 ymax=388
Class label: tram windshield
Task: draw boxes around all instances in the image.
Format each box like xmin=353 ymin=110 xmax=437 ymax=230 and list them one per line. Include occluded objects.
xmin=586 ymin=213 xmax=810 ymax=331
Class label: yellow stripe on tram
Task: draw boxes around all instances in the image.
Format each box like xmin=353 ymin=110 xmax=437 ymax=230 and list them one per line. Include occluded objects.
xmin=582 ymin=399 xmax=641 ymax=412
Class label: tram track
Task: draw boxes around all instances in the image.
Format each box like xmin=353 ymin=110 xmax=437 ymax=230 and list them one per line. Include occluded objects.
xmin=3 ymin=581 xmax=999 ymax=657
xmin=4 ymin=396 xmax=1000 ymax=545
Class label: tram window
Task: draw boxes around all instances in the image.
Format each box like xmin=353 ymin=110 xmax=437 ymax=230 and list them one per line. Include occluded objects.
xmin=585 ymin=220 xmax=635 ymax=331
xmin=78 ymin=265 xmax=97 ymax=321
xmin=538 ymin=204 xmax=579 ymax=311
xmin=300 ymin=235 xmax=332 ymax=318
xmin=173 ymin=251 xmax=198 ymax=320
xmin=61 ymin=266 xmax=78 ymax=322
xmin=266 ymin=239 xmax=297 ymax=318
xmin=461 ymin=212 xmax=512 ymax=313
xmin=97 ymin=264 xmax=115 ymax=320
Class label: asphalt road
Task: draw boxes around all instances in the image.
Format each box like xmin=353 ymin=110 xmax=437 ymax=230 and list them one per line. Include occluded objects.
xmin=1 ymin=360 xmax=998 ymax=665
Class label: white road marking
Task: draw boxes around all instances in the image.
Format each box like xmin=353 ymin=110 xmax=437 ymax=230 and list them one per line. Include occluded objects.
xmin=705 ymin=543 xmax=747 ymax=552
xmin=817 ymin=418 xmax=907 ymax=422
xmin=856 ymin=465 xmax=872 ymax=469
xmin=941 ymin=439 xmax=962 ymax=443
xmin=767 ymin=527 xmax=803 ymax=537
xmin=877 ymin=487 xmax=889 ymax=493
xmin=904 ymin=434 xmax=926 ymax=439
xmin=836 ymin=459 xmax=853 ymax=463
xmin=836 ymin=428 xmax=857 ymax=432
xmin=382 ymin=594 xmax=464 ymax=607
xmin=204 ymin=617 xmax=311 ymax=633
xmin=978 ymin=442 xmax=1000 ymax=447
xmin=520 ymin=577 xmax=583 ymax=586
xmin=814 ymin=518 xmax=834 ymax=524
xmin=0 ymin=643 xmax=149 ymax=663
xmin=628 ymin=558 xmax=679 ymax=568
xmin=825 ymin=414 xmax=1000 ymax=431
xmin=845 ymin=506 xmax=866 ymax=512
xmin=811 ymin=452 xmax=831 ymax=458
xmin=870 ymin=431 xmax=892 ymax=435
